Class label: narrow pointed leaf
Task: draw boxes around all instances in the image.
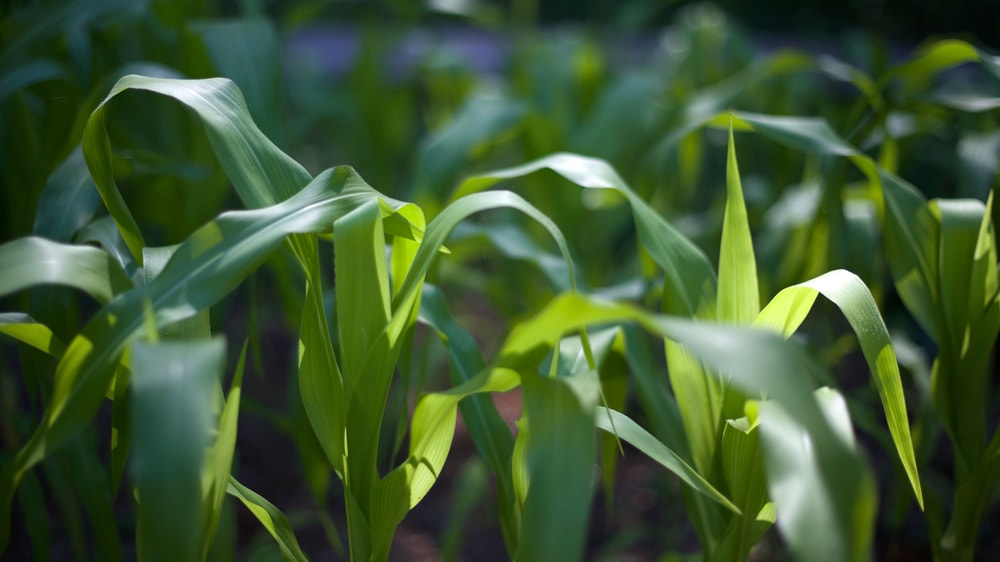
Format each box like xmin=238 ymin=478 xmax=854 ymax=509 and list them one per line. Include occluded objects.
xmin=202 ymin=341 xmax=248 ymax=560
xmin=227 ymin=477 xmax=308 ymax=562
xmin=717 ymin=125 xmax=759 ymax=324
xmin=453 ymin=153 xmax=716 ymax=318
xmin=594 ymin=407 xmax=738 ymax=513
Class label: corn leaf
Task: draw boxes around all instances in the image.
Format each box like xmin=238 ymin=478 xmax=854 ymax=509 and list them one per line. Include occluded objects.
xmin=372 ymin=368 xmax=521 ymax=536
xmin=757 ymin=388 xmax=875 ymax=562
xmin=201 ymin=341 xmax=247 ymax=560
xmin=453 ymin=152 xmax=716 ymax=318
xmin=82 ymin=75 xmax=312 ymax=262
xmin=416 ymin=284 xmax=519 ymax=553
xmin=189 ymin=19 xmax=285 ymax=145
xmin=450 ymin=223 xmax=573 ymax=291
xmin=227 ymin=477 xmax=308 ymax=562
xmin=0 ymin=313 xmax=66 ymax=357
xmin=754 ymin=269 xmax=922 ymax=508
xmin=717 ymin=125 xmax=760 ymax=324
xmin=700 ymin=112 xmax=933 ymax=507
xmin=131 ymin=338 xmax=225 ymax=562
xmin=0 ymin=237 xmax=132 ymax=304
xmin=931 ymin=198 xmax=999 ymax=468
xmin=711 ymin=415 xmax=771 ymax=562
xmin=516 ymin=370 xmax=600 ymax=562
xmin=594 ymin=407 xmax=738 ymax=513
xmin=75 ymin=216 xmax=137 ymax=282
xmin=367 ymin=190 xmax=577 ymax=559
xmin=31 ymin=147 xmax=100 ymax=243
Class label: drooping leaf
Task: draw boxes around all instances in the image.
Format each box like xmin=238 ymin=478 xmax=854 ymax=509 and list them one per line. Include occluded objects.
xmin=0 ymin=313 xmax=67 ymax=358
xmin=754 ymin=269 xmax=923 ymax=508
xmin=0 ymin=237 xmax=132 ymax=305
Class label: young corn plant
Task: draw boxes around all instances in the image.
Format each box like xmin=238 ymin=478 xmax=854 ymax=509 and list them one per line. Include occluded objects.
xmin=0 ymin=74 xmax=654 ymax=562
xmin=448 ymin=125 xmax=922 ymax=561
xmin=879 ymin=164 xmax=1000 ymax=562
xmin=0 ymin=72 xmax=577 ymax=561
xmin=635 ymin=39 xmax=1000 ymax=557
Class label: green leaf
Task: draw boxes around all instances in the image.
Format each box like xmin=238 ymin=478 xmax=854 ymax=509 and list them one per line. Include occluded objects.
xmin=594 ymin=407 xmax=738 ymax=513
xmin=188 ymin=19 xmax=285 ymax=145
xmin=142 ymin=245 xmax=210 ymax=340
xmin=515 ymin=371 xmax=600 ymax=562
xmin=202 ymin=341 xmax=248 ymax=560
xmin=502 ymin=292 xmax=878 ymax=562
xmin=453 ymin=151 xmax=716 ymax=319
xmin=82 ymin=75 xmax=312 ymax=264
xmin=717 ymin=124 xmax=760 ymax=324
xmin=417 ymin=284 xmax=519 ymax=553
xmin=756 ymin=388 xmax=876 ymax=562
xmin=885 ymin=40 xmax=982 ymax=95
xmin=371 ymin=368 xmax=521 ymax=550
xmin=0 ymin=237 xmax=132 ymax=304
xmin=75 ymin=216 xmax=138 ymax=280
xmin=131 ymin=338 xmax=225 ymax=562
xmin=32 ymin=147 xmax=100 ymax=243
xmin=0 ymin=313 xmax=67 ymax=357
xmin=368 ymin=189 xmax=577 ymax=559
xmin=334 ymin=197 xmax=397 ymax=552
xmin=227 ymin=477 xmax=309 ymax=562
xmin=754 ymin=269 xmax=923 ymax=508
xmin=711 ymin=414 xmax=770 ymax=562
xmin=932 ymin=198 xmax=1000 ymax=470
xmin=450 ymin=223 xmax=573 ymax=292
xmin=336 ymin=198 xmax=392 ymax=393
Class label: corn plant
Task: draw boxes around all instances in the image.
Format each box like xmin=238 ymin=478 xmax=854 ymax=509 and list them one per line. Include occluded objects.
xmin=3 ymin=4 xmax=1000 ymax=557
xmin=0 ymin=66 xmax=928 ymax=562
xmin=446 ymin=118 xmax=929 ymax=560
xmin=641 ymin=39 xmax=1000 ymax=559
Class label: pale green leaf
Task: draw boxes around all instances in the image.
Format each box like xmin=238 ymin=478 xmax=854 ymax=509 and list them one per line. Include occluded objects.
xmin=227 ymin=477 xmax=308 ymax=562
xmin=755 ymin=269 xmax=922 ymax=508
xmin=717 ymin=124 xmax=760 ymax=324
xmin=453 ymin=152 xmax=716 ymax=318
xmin=0 ymin=313 xmax=67 ymax=357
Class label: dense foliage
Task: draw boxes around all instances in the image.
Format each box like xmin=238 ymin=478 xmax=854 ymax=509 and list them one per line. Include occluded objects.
xmin=2 ymin=1 xmax=999 ymax=561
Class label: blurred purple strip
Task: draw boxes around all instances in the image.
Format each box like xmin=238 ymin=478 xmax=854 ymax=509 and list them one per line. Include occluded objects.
xmin=285 ymin=25 xmax=509 ymax=79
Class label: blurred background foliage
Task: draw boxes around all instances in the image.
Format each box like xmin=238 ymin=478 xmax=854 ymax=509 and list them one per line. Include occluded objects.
xmin=2 ymin=0 xmax=1000 ymax=560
